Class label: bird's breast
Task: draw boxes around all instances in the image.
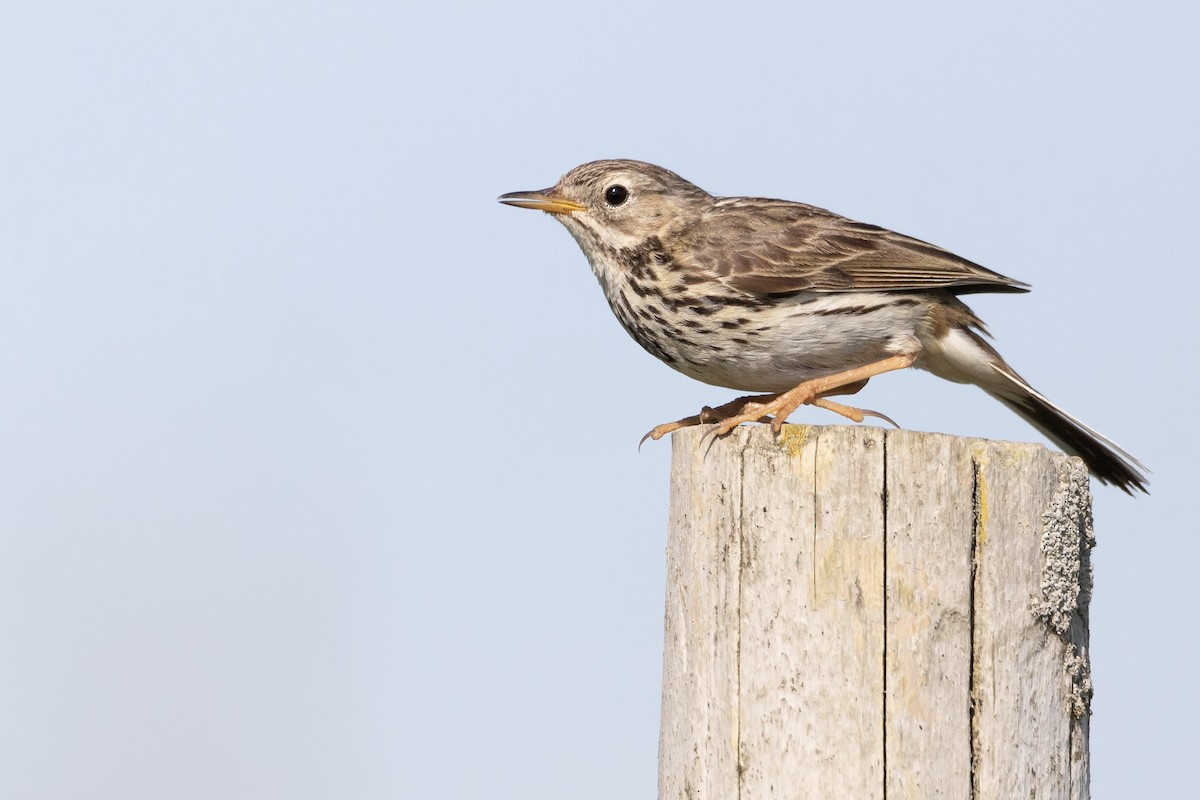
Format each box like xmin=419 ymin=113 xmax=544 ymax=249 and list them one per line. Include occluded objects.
xmin=602 ymin=272 xmax=932 ymax=393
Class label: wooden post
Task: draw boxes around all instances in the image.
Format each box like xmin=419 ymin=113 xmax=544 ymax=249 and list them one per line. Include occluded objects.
xmin=659 ymin=425 xmax=1093 ymax=799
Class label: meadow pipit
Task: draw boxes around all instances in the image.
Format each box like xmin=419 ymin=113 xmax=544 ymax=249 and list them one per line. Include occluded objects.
xmin=499 ymin=160 xmax=1147 ymax=494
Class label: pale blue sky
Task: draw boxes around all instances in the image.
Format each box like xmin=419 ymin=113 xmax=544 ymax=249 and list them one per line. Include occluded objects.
xmin=2 ymin=2 xmax=1196 ymax=797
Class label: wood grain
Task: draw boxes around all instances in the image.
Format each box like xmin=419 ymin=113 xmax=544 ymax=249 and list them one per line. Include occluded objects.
xmin=659 ymin=425 xmax=1093 ymax=799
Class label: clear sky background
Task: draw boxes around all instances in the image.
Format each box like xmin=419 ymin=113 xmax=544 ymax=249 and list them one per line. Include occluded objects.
xmin=2 ymin=2 xmax=1196 ymax=798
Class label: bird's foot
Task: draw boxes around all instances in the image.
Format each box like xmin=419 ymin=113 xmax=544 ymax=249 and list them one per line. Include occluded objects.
xmin=809 ymin=397 xmax=900 ymax=428
xmin=639 ymin=393 xmax=777 ymax=448
xmin=698 ymin=387 xmax=815 ymax=448
xmin=696 ymin=354 xmax=918 ymax=448
xmin=641 ymin=355 xmax=918 ymax=449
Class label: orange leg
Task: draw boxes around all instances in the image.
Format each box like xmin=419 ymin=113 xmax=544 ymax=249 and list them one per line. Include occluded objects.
xmin=640 ymin=356 xmax=913 ymax=447
xmin=701 ymin=354 xmax=917 ymax=444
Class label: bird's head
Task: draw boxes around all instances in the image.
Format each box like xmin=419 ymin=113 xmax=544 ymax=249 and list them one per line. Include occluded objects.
xmin=499 ymin=159 xmax=710 ymax=255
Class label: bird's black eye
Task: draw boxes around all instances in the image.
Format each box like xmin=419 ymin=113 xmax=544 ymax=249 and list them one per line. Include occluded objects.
xmin=604 ymin=185 xmax=629 ymax=206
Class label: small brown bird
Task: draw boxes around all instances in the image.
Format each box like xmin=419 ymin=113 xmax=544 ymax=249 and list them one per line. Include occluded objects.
xmin=499 ymin=160 xmax=1147 ymax=493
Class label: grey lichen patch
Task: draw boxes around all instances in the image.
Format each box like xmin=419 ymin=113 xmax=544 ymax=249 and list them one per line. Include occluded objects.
xmin=1032 ymin=459 xmax=1094 ymax=635
xmin=1063 ymin=643 xmax=1093 ymax=719
xmin=1032 ymin=457 xmax=1095 ymax=720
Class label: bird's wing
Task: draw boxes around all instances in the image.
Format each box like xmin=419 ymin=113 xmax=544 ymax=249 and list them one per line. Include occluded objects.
xmin=698 ymin=199 xmax=1029 ymax=296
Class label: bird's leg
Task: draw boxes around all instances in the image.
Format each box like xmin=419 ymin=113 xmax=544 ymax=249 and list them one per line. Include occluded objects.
xmin=640 ymin=393 xmax=778 ymax=447
xmin=702 ymin=354 xmax=918 ymax=444
xmin=800 ymin=378 xmax=898 ymax=427
xmin=800 ymin=378 xmax=898 ymax=426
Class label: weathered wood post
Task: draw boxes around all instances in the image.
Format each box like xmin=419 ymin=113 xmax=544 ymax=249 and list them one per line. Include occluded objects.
xmin=660 ymin=425 xmax=1093 ymax=799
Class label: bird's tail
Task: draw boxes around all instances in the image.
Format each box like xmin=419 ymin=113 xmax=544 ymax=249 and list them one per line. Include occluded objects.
xmin=984 ymin=366 xmax=1148 ymax=494
xmin=922 ymin=324 xmax=1148 ymax=494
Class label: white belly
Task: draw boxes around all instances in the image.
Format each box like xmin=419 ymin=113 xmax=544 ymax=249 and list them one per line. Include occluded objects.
xmin=611 ymin=290 xmax=931 ymax=394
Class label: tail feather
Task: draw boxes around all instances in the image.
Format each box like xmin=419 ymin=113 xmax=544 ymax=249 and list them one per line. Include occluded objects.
xmin=986 ymin=366 xmax=1148 ymax=494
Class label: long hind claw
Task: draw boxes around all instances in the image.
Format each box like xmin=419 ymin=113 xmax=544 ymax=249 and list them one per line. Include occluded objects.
xmin=639 ymin=415 xmax=703 ymax=449
xmin=810 ymin=398 xmax=901 ymax=429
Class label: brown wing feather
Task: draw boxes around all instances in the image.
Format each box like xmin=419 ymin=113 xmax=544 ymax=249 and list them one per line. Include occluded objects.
xmin=698 ymin=198 xmax=1029 ymax=296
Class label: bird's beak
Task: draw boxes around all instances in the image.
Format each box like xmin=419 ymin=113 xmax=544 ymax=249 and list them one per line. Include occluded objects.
xmin=497 ymin=189 xmax=586 ymax=214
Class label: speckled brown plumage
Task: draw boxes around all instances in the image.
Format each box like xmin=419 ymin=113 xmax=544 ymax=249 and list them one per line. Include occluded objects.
xmin=500 ymin=159 xmax=1147 ymax=493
